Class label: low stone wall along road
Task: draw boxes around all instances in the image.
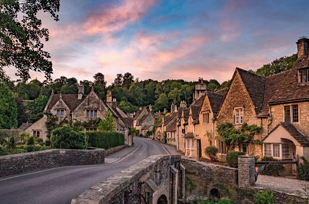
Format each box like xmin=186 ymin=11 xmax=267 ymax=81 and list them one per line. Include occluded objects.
xmin=0 ymin=137 xmax=173 ymax=204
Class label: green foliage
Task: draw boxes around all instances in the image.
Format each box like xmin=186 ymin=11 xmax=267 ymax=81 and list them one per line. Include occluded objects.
xmin=298 ymin=157 xmax=309 ymax=181
xmin=155 ymin=93 xmax=169 ymax=112
xmin=52 ymin=125 xmax=87 ymax=149
xmin=45 ymin=140 xmax=51 ymax=146
xmin=130 ymin=128 xmax=139 ymax=136
xmin=118 ymin=101 xmax=137 ymax=113
xmin=191 ymin=199 xmax=233 ymax=204
xmin=15 ymin=97 xmax=29 ymax=127
xmin=260 ymin=157 xmax=285 ymax=176
xmin=27 ymin=95 xmax=49 ymax=122
xmin=19 ymin=132 xmax=30 ymax=143
xmin=35 ymin=138 xmax=43 ymax=144
xmin=255 ymin=54 xmax=297 ymax=77
xmin=0 ymin=145 xmax=8 ymax=156
xmin=226 ymin=151 xmax=245 ymax=168
xmin=217 ymin=123 xmax=262 ymax=150
xmin=87 ymin=131 xmax=124 ymax=149
xmin=7 ymin=136 xmax=15 ymax=149
xmin=98 ymin=111 xmax=115 ymax=131
xmin=253 ymin=191 xmax=274 ymax=204
xmin=16 ymin=83 xmax=41 ymax=100
xmin=46 ymin=114 xmax=59 ymax=139
xmin=0 ymin=84 xmax=18 ymax=129
xmin=27 ymin=136 xmax=35 ymax=145
xmin=0 ymin=0 xmax=60 ymax=81
xmin=205 ymin=146 xmax=218 ymax=161
xmin=0 ymin=130 xmax=11 ymax=145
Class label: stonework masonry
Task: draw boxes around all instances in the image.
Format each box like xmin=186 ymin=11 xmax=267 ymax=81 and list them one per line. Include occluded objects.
xmin=0 ymin=148 xmax=105 ymax=178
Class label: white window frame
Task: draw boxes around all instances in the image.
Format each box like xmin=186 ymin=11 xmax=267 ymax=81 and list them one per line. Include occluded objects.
xmin=234 ymin=107 xmax=243 ymax=124
xmin=57 ymin=109 xmax=64 ymax=117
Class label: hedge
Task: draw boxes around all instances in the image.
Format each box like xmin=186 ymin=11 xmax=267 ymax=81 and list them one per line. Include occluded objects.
xmin=226 ymin=151 xmax=245 ymax=168
xmin=87 ymin=131 xmax=124 ymax=149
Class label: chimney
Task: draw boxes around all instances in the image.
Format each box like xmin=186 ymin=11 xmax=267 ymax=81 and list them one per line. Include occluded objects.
xmin=78 ymin=81 xmax=84 ymax=99
xmin=194 ymin=77 xmax=207 ymax=100
xmin=174 ymin=105 xmax=178 ymax=112
xmin=112 ymin=98 xmax=117 ymax=108
xmin=297 ymin=37 xmax=309 ymax=59
xmin=180 ymin=100 xmax=187 ymax=108
xmin=149 ymin=104 xmax=152 ymax=112
xmin=171 ymin=103 xmax=174 ymax=113
xmin=163 ymin=108 xmax=167 ymax=114
xmin=106 ymin=91 xmax=112 ymax=106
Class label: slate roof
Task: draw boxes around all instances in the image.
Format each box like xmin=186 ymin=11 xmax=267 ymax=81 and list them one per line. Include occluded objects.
xmin=206 ymin=91 xmax=225 ymax=116
xmin=237 ymin=68 xmax=266 ymax=115
xmin=18 ymin=123 xmax=33 ymax=130
xmin=164 ymin=112 xmax=177 ymax=126
xmin=44 ymin=94 xmax=86 ymax=113
xmin=216 ymin=87 xmax=228 ymax=95
xmin=137 ymin=113 xmax=149 ymax=126
xmin=134 ymin=109 xmax=143 ymax=120
xmin=142 ymin=125 xmax=152 ymax=131
xmin=263 ymin=122 xmax=309 ymax=147
xmin=191 ymin=105 xmax=201 ymax=124
xmin=166 ymin=120 xmax=177 ymax=132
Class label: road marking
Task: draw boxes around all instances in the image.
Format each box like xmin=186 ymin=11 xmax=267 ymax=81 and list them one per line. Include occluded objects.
xmin=161 ymin=145 xmax=171 ymax=155
xmin=110 ymin=142 xmax=141 ymax=164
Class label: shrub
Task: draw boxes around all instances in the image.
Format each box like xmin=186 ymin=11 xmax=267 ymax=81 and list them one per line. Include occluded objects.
xmin=205 ymin=146 xmax=218 ymax=161
xmin=26 ymin=145 xmax=35 ymax=152
xmin=298 ymin=157 xmax=309 ymax=181
xmin=35 ymin=138 xmax=43 ymax=144
xmin=0 ymin=145 xmax=8 ymax=156
xmin=260 ymin=157 xmax=285 ymax=177
xmin=27 ymin=136 xmax=35 ymax=145
xmin=87 ymin=131 xmax=124 ymax=149
xmin=52 ymin=125 xmax=88 ymax=149
xmin=45 ymin=140 xmax=51 ymax=146
xmin=10 ymin=148 xmax=26 ymax=154
xmin=19 ymin=132 xmax=30 ymax=143
xmin=7 ymin=137 xmax=15 ymax=149
xmin=226 ymin=151 xmax=245 ymax=168
xmin=253 ymin=191 xmax=274 ymax=204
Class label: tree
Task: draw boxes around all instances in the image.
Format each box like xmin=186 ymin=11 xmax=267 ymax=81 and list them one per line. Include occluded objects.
xmin=118 ymin=101 xmax=137 ymax=113
xmin=98 ymin=110 xmax=115 ymax=131
xmin=154 ymin=93 xmax=169 ymax=112
xmin=122 ymin=72 xmax=134 ymax=89
xmin=168 ymin=88 xmax=180 ymax=104
xmin=15 ymin=97 xmax=29 ymax=127
xmin=0 ymin=84 xmax=17 ymax=129
xmin=27 ymin=95 xmax=48 ymax=122
xmin=114 ymin=74 xmax=123 ymax=86
xmin=16 ymin=82 xmax=41 ymax=100
xmin=93 ymin=72 xmax=106 ymax=87
xmin=0 ymin=0 xmax=60 ymax=81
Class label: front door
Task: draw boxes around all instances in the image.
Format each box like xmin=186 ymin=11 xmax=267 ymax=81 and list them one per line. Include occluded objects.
xmin=197 ymin=139 xmax=202 ymax=159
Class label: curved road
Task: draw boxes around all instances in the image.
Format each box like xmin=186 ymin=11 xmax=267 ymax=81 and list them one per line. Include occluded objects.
xmin=0 ymin=137 xmax=171 ymax=204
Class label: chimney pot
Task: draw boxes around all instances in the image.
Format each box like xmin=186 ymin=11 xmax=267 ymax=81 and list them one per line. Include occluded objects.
xmin=297 ymin=37 xmax=309 ymax=58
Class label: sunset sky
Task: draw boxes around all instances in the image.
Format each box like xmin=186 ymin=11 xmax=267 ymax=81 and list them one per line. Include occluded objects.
xmin=6 ymin=0 xmax=309 ymax=84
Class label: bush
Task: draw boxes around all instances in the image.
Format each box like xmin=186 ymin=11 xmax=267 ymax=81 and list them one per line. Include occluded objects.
xmin=87 ymin=131 xmax=124 ymax=149
xmin=205 ymin=146 xmax=218 ymax=161
xmin=253 ymin=191 xmax=274 ymax=204
xmin=27 ymin=136 xmax=35 ymax=145
xmin=26 ymin=145 xmax=35 ymax=152
xmin=35 ymin=138 xmax=43 ymax=144
xmin=10 ymin=148 xmax=26 ymax=154
xmin=260 ymin=157 xmax=285 ymax=177
xmin=298 ymin=157 xmax=309 ymax=181
xmin=0 ymin=145 xmax=8 ymax=156
xmin=52 ymin=125 xmax=88 ymax=149
xmin=226 ymin=151 xmax=245 ymax=168
xmin=7 ymin=137 xmax=15 ymax=149
xmin=19 ymin=132 xmax=30 ymax=143
xmin=45 ymin=140 xmax=51 ymax=146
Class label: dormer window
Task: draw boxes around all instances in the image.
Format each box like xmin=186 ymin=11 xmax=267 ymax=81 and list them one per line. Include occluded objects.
xmin=203 ymin=113 xmax=209 ymax=123
xmin=87 ymin=110 xmax=97 ymax=118
xmin=57 ymin=110 xmax=64 ymax=117
xmin=234 ymin=107 xmax=243 ymax=124
xmin=299 ymin=68 xmax=309 ymax=83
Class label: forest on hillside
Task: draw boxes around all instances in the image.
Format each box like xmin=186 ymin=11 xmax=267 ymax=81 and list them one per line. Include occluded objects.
xmin=0 ymin=53 xmax=298 ymax=129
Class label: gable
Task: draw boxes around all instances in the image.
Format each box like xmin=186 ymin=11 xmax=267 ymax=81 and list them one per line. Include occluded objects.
xmin=201 ymin=95 xmax=212 ymax=113
xmin=264 ymin=125 xmax=301 ymax=146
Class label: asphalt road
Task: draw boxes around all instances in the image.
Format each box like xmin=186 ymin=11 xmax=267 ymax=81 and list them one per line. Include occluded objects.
xmin=0 ymin=137 xmax=170 ymax=204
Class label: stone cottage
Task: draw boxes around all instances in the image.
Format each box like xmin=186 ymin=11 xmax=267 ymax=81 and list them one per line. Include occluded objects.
xmin=24 ymin=83 xmax=132 ymax=145
xmin=133 ymin=106 xmax=154 ymax=137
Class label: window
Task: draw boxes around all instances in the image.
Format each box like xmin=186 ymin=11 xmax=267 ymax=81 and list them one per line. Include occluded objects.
xmin=33 ymin=130 xmax=40 ymax=137
xmin=57 ymin=110 xmax=64 ymax=117
xmin=282 ymin=144 xmax=290 ymax=159
xmin=284 ymin=106 xmax=290 ymax=122
xmin=292 ymin=105 xmax=299 ymax=122
xmin=241 ymin=143 xmax=248 ymax=153
xmin=203 ymin=113 xmax=209 ymax=123
xmin=87 ymin=110 xmax=97 ymax=118
xmin=234 ymin=108 xmax=243 ymax=124
xmin=264 ymin=144 xmax=271 ymax=157
xmin=273 ymin=144 xmax=280 ymax=157
xmin=299 ymin=68 xmax=309 ymax=83
xmin=284 ymin=105 xmax=298 ymax=123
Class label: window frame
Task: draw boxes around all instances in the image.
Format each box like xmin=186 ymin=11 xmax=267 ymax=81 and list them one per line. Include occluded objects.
xmin=86 ymin=110 xmax=98 ymax=119
xmin=283 ymin=104 xmax=299 ymax=123
xmin=234 ymin=107 xmax=243 ymax=124
xmin=56 ymin=109 xmax=64 ymax=118
xmin=203 ymin=112 xmax=210 ymax=123
xmin=299 ymin=68 xmax=309 ymax=83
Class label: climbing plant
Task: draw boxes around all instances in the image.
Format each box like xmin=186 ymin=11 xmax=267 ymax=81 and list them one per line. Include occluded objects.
xmin=217 ymin=123 xmax=262 ymax=151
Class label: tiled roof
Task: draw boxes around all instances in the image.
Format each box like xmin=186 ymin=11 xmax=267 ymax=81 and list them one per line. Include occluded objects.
xmin=134 ymin=109 xmax=143 ymax=120
xmin=156 ymin=121 xmax=162 ymax=127
xmin=18 ymin=123 xmax=33 ymax=130
xmin=191 ymin=105 xmax=200 ymax=121
xmin=237 ymin=68 xmax=266 ymax=115
xmin=207 ymin=91 xmax=225 ymax=116
xmin=192 ymin=94 xmax=206 ymax=106
xmin=137 ymin=113 xmax=149 ymax=126
xmin=45 ymin=94 xmax=86 ymax=113
xmin=123 ymin=117 xmax=133 ymax=127
xmin=216 ymin=87 xmax=228 ymax=95
xmin=164 ymin=112 xmax=177 ymax=126
xmin=142 ymin=125 xmax=152 ymax=131
xmin=263 ymin=122 xmax=309 ymax=147
xmin=184 ymin=132 xmax=194 ymax=138
xmin=166 ymin=120 xmax=177 ymax=132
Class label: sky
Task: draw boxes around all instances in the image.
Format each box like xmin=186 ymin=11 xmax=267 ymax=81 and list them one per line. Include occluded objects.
xmin=5 ymin=0 xmax=309 ymax=85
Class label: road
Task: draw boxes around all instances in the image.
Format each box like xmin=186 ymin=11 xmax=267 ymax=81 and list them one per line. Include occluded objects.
xmin=0 ymin=137 xmax=172 ymax=204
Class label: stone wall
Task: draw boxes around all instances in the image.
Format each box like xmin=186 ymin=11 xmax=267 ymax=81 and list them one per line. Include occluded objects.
xmin=71 ymin=155 xmax=182 ymax=204
xmin=0 ymin=148 xmax=105 ymax=178
xmin=0 ymin=129 xmax=21 ymax=142
xmin=180 ymin=158 xmax=238 ymax=201
xmin=105 ymin=144 xmax=127 ymax=156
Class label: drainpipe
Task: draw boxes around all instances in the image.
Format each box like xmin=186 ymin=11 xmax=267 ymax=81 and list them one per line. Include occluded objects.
xmin=267 ymin=106 xmax=273 ymax=135
xmin=212 ymin=117 xmax=216 ymax=146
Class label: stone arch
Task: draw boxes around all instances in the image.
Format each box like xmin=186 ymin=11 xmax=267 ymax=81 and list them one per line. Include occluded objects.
xmin=209 ymin=188 xmax=220 ymax=201
xmin=157 ymin=194 xmax=168 ymax=204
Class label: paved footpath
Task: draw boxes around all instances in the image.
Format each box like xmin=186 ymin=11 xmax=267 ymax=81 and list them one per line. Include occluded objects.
xmin=256 ymin=175 xmax=309 ymax=197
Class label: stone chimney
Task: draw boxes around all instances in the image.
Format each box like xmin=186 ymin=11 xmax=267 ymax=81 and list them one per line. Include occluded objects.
xmin=106 ymin=91 xmax=112 ymax=106
xmin=194 ymin=77 xmax=207 ymax=100
xmin=112 ymin=98 xmax=117 ymax=108
xmin=180 ymin=100 xmax=187 ymax=108
xmin=174 ymin=105 xmax=178 ymax=112
xmin=163 ymin=108 xmax=167 ymax=114
xmin=78 ymin=81 xmax=84 ymax=99
xmin=297 ymin=37 xmax=309 ymax=59
xmin=149 ymin=104 xmax=152 ymax=112
xmin=170 ymin=103 xmax=174 ymax=113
